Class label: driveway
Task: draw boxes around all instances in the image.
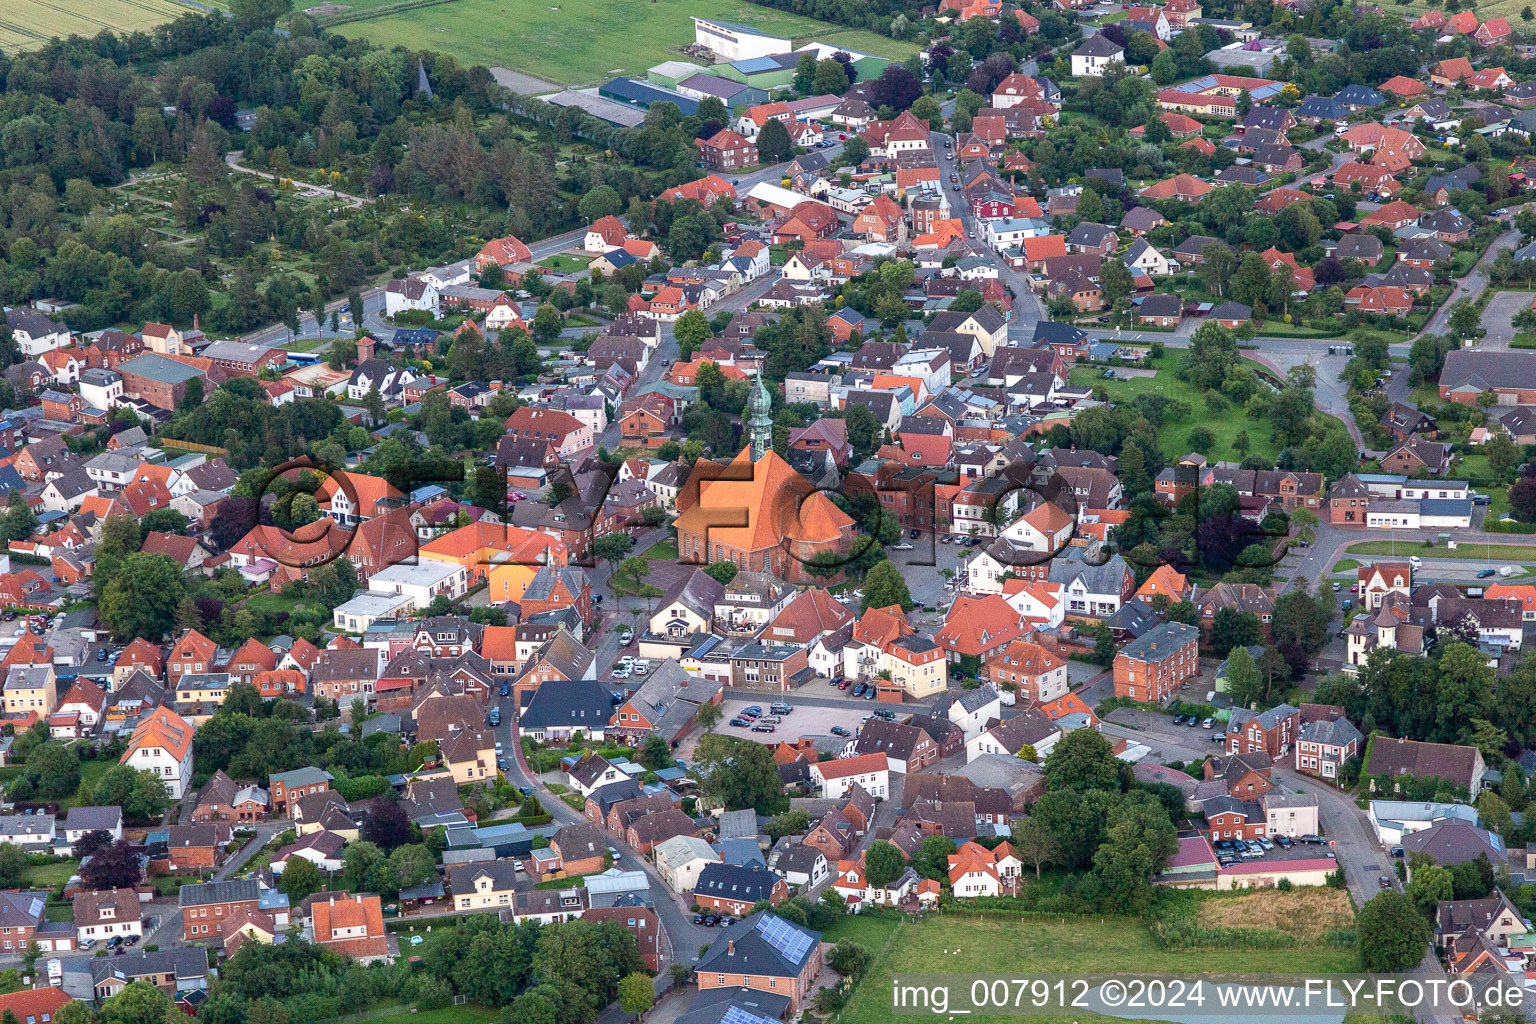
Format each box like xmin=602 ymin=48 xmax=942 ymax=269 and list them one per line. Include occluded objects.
xmin=1478 ymin=290 xmax=1536 ymax=350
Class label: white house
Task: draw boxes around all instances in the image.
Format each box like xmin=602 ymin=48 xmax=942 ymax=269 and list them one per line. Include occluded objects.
xmin=566 ymin=753 xmax=629 ymax=798
xmin=808 ymin=754 xmax=890 ymax=800
xmin=61 ymin=807 xmax=122 ymax=846
xmin=384 ymin=276 xmax=439 ymax=317
xmin=74 ymin=889 xmax=143 ymax=945
xmin=6 ymin=308 xmax=70 ymax=357
xmin=122 ymin=707 xmax=195 ymax=799
xmin=654 ymin=835 xmax=720 ymax=893
xmin=932 ymin=685 xmax=1003 ymax=741
xmin=367 ymin=561 xmax=469 ymax=613
xmin=1369 ymin=800 xmax=1480 ymax=848
xmin=1071 ymin=34 xmax=1125 ymax=77
xmin=1123 ymin=240 xmax=1177 ymax=276
xmin=964 ymin=708 xmax=1061 ymax=762
xmin=1000 ymin=502 xmax=1075 ymax=554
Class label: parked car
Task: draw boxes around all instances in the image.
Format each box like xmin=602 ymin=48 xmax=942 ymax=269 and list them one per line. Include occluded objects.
xmin=863 ymin=686 xmax=876 ymax=699
xmin=1173 ymin=714 xmax=1187 ymax=725
xmin=1299 ymin=834 xmax=1327 ymax=844
xmin=1379 ymin=876 xmax=1394 ymax=889
xmin=751 ymin=721 xmax=776 ymax=733
xmin=1201 ymin=717 xmax=1214 ymax=729
xmin=830 ymin=726 xmax=850 ymax=737
xmin=1256 ymin=837 xmax=1274 ymax=851
xmin=771 ymin=702 xmax=793 ymax=715
xmin=1274 ymin=836 xmax=1293 ymax=849
xmin=1478 ymin=568 xmax=1496 ymax=578
xmin=742 ymin=705 xmax=763 ymax=717
xmin=852 ymin=683 xmax=868 ymax=697
xmin=499 ymin=684 xmax=510 ymax=697
xmin=729 ymin=717 xmax=749 ymax=727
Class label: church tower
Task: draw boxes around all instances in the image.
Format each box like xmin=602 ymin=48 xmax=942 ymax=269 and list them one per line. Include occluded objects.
xmin=747 ymin=373 xmax=773 ymax=462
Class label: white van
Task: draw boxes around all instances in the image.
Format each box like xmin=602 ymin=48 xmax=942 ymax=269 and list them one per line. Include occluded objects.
xmin=632 ymin=659 xmax=651 ymax=676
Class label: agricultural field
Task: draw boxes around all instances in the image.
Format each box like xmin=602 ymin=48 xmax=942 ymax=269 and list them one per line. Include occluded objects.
xmin=834 ymin=904 xmax=1358 ymax=1024
xmin=331 ymin=0 xmax=917 ymax=86
xmin=0 ymin=0 xmax=199 ymax=51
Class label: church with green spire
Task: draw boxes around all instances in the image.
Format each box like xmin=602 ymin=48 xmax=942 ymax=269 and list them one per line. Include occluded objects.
xmin=748 ymin=372 xmax=773 ymax=461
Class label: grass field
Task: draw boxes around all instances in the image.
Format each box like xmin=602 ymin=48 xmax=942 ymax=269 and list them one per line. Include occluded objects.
xmin=537 ymin=254 xmax=592 ymax=273
xmin=332 ymin=0 xmax=916 ymax=86
xmin=0 ymin=0 xmax=198 ymax=51
xmin=1346 ymin=540 xmax=1536 ymax=559
xmin=1068 ymin=352 xmax=1343 ymax=465
xmin=833 ymin=911 xmax=1358 ymax=1024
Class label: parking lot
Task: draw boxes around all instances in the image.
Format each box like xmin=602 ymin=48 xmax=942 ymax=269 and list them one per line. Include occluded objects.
xmin=1212 ymin=836 xmax=1337 ymax=867
xmin=702 ymin=698 xmax=884 ymax=746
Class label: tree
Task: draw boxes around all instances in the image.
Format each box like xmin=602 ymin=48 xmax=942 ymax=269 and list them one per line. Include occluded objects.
xmin=388 ymin=844 xmax=436 ymax=891
xmin=757 ymin=119 xmax=794 ymax=163
xmin=842 ymin=136 xmax=870 ymax=166
xmin=73 ymin=829 xmax=115 ymax=860
xmin=765 ymin=809 xmax=812 ymax=840
xmin=531 ymin=919 xmax=646 ymax=1019
xmin=531 ymin=303 xmax=563 ymax=345
xmin=1487 ymin=433 xmax=1520 ymax=481
xmin=828 ymin=940 xmax=872 ymax=979
xmin=1448 ymin=299 xmax=1481 ymax=339
xmin=638 ymin=734 xmax=672 ymax=770
xmin=1090 ymin=792 xmax=1177 ymax=913
xmin=1181 ymin=322 xmax=1238 ymax=390
xmin=812 ymin=59 xmax=850 ymax=97
xmin=1272 ymin=586 xmax=1332 ymax=657
xmin=674 ymin=309 xmax=712 ymax=360
xmin=794 ymin=52 xmax=817 ymax=93
xmin=619 ymin=973 xmax=654 ymax=1015
xmin=861 ymin=559 xmax=913 ymax=611
xmin=694 ymin=701 xmax=722 ymax=733
xmin=81 ymin=840 xmax=143 ymax=891
xmin=279 ymin=855 xmax=323 ymax=901
xmin=579 ymin=185 xmax=623 ymax=223
xmin=362 ymin=797 xmax=413 ymax=851
xmin=0 ymin=846 xmax=24 ymax=889
xmin=99 ymin=552 xmax=184 ymax=642
xmin=1013 ymin=815 xmax=1059 ymax=879
xmin=1209 ymin=608 xmax=1262 ymax=655
xmin=1044 ymin=728 xmax=1129 ymax=794
xmin=863 ymin=840 xmax=906 ymax=888
xmin=1224 ymin=645 xmax=1264 ymax=710
xmin=97 ymin=981 xmax=174 ymax=1024
xmin=593 ymin=533 xmax=635 ymax=571
xmin=693 ymin=734 xmax=786 ymax=811
xmin=884 ymin=831 xmax=945 ymax=880
xmin=1358 ymin=890 xmax=1430 ymax=972
xmin=26 ymin=742 xmax=79 ymax=799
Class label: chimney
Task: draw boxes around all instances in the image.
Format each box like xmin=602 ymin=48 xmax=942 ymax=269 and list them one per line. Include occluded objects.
xmin=728 ymin=939 xmax=735 ymax=955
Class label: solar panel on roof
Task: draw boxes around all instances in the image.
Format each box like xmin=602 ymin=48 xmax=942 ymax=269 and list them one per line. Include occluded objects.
xmin=756 ymin=913 xmax=814 ymax=964
xmin=720 ymin=1006 xmax=772 ymax=1024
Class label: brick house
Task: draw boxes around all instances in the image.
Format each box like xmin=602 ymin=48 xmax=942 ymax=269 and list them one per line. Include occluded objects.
xmin=548 ymin=823 xmax=610 ymax=879
xmin=1205 ymin=752 xmax=1274 ymax=799
xmin=166 ymin=823 xmax=231 ymax=873
xmin=695 ymin=911 xmax=824 ymax=1011
xmin=1112 ymin=622 xmax=1199 ymax=702
xmin=627 ymin=808 xmax=699 ymax=855
xmin=1225 ymin=703 xmax=1301 ymax=758
xmin=585 ymin=906 xmax=662 ymax=971
xmin=802 ymin=811 xmax=857 ymax=862
xmin=696 ymin=129 xmax=757 ymax=171
xmin=1294 ymin=706 xmax=1364 ymax=782
xmin=1203 ymin=796 xmax=1267 ymax=840
xmin=269 ymin=767 xmax=334 ymax=817
xmin=1360 ymin=562 xmax=1412 ymax=611
xmin=179 ymin=879 xmax=281 ymax=941
xmin=693 ymin=863 xmax=789 ymax=918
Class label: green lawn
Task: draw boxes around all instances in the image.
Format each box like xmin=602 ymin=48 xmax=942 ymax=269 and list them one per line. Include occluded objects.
xmin=641 ymin=540 xmax=678 ymax=561
xmin=23 ymin=861 xmax=76 ymax=889
xmin=1069 ymin=352 xmax=1340 ymax=464
xmin=65 ymin=757 xmax=116 ymax=809
xmin=537 ymin=254 xmax=593 ymax=273
xmin=1346 ymin=540 xmax=1536 ymax=560
xmin=240 ymin=591 xmax=323 ymax=618
xmin=835 ymin=914 xmax=1357 ymax=1024
xmin=333 ymin=0 xmax=915 ymax=85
